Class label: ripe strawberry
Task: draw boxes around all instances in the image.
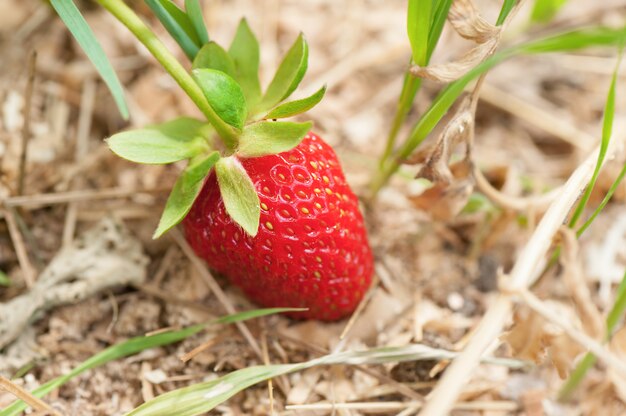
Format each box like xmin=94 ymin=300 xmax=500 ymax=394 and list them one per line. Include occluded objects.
xmin=183 ymin=132 xmax=373 ymax=320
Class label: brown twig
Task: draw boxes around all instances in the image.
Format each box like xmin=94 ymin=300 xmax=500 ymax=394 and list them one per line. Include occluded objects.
xmin=18 ymin=51 xmax=37 ymax=196
xmin=4 ymin=187 xmax=167 ymax=208
xmin=0 ymin=375 xmax=61 ymax=416
xmin=2 ymin=207 xmax=37 ymax=287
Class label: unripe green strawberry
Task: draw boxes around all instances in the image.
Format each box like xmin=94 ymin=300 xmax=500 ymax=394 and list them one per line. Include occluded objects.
xmin=183 ymin=132 xmax=373 ymax=320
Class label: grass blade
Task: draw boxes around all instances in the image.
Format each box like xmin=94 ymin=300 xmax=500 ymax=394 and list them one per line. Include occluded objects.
xmin=531 ymin=0 xmax=569 ymax=24
xmin=145 ymin=0 xmax=200 ymax=60
xmin=184 ymin=0 xmax=209 ymax=44
xmin=568 ymin=52 xmax=621 ymax=228
xmin=0 ymin=270 xmax=10 ymax=287
xmin=0 ymin=307 xmax=302 ymax=416
xmin=126 ymin=344 xmax=526 ymax=416
xmin=50 ymin=0 xmax=128 ymax=119
xmin=496 ymin=0 xmax=517 ymax=25
xmin=407 ymin=0 xmax=432 ymax=66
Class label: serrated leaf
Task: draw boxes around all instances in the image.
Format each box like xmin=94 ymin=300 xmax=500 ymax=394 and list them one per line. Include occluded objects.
xmin=50 ymin=0 xmax=128 ymax=119
xmin=185 ymin=0 xmax=209 ymax=44
xmin=215 ymin=156 xmax=260 ymax=237
xmin=407 ymin=0 xmax=432 ymax=66
xmin=145 ymin=0 xmax=200 ymax=60
xmin=192 ymin=68 xmax=247 ymax=130
xmin=107 ymin=117 xmax=211 ymax=164
xmin=238 ymin=121 xmax=312 ymax=158
xmin=259 ymin=33 xmax=308 ymax=111
xmin=153 ymin=151 xmax=220 ymax=238
xmin=229 ymin=18 xmax=262 ymax=108
xmin=192 ymin=42 xmax=236 ymax=76
xmin=265 ymin=85 xmax=326 ymax=119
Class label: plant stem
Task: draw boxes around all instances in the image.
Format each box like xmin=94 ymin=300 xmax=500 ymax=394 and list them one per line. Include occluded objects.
xmin=95 ymin=0 xmax=237 ymax=149
xmin=379 ymin=74 xmax=421 ymax=168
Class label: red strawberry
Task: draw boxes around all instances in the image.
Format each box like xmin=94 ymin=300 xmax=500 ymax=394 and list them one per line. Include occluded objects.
xmin=183 ymin=132 xmax=373 ymax=320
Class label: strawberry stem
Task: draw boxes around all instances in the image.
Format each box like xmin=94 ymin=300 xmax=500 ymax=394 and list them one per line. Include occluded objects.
xmin=95 ymin=0 xmax=238 ymax=149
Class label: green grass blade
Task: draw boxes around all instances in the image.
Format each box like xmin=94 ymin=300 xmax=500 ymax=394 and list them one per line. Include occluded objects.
xmin=126 ymin=343 xmax=526 ymax=415
xmin=0 ymin=307 xmax=302 ymax=416
xmin=531 ymin=0 xmax=569 ymax=24
xmin=397 ymin=26 xmax=626 ymax=162
xmin=427 ymin=0 xmax=453 ymax=56
xmin=569 ymin=52 xmax=621 ymax=228
xmin=407 ymin=0 xmax=432 ymax=66
xmin=576 ymin=162 xmax=626 ymax=237
xmin=496 ymin=0 xmax=517 ymax=25
xmin=50 ymin=0 xmax=129 ymax=119
xmin=145 ymin=0 xmax=200 ymax=60
xmin=184 ymin=0 xmax=209 ymax=44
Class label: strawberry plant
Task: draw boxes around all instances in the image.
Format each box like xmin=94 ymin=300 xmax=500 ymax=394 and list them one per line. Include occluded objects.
xmin=51 ymin=0 xmax=373 ymax=320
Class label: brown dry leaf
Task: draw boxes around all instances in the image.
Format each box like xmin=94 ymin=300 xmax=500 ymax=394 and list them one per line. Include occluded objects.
xmin=448 ymin=0 xmax=499 ymax=43
xmin=502 ymin=305 xmax=584 ymax=379
xmin=502 ymin=306 xmax=549 ymax=364
xmin=410 ymin=0 xmax=500 ymax=82
xmin=411 ymin=38 xmax=498 ymax=83
xmin=411 ymin=177 xmax=474 ymax=221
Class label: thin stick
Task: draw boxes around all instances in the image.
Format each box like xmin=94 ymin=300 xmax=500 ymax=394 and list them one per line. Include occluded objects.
xmin=0 ymin=375 xmax=61 ymax=416
xmin=18 ymin=51 xmax=37 ymax=196
xmin=286 ymin=400 xmax=518 ymax=412
xmin=419 ymin=138 xmax=618 ymax=416
xmin=473 ymin=164 xmax=561 ymax=211
xmin=261 ymin=326 xmax=276 ymax=416
xmin=4 ymin=187 xmax=167 ymax=208
xmin=518 ymin=288 xmax=626 ymax=375
xmin=2 ymin=208 xmax=37 ymax=287
xmin=172 ymin=229 xmax=263 ymax=356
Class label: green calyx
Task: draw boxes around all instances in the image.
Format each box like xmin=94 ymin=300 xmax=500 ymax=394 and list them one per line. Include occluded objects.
xmin=107 ymin=9 xmax=325 ymax=239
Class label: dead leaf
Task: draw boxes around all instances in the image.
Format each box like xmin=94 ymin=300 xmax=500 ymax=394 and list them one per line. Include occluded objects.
xmin=502 ymin=305 xmax=583 ymax=379
xmin=448 ymin=0 xmax=499 ymax=43
xmin=410 ymin=0 xmax=501 ymax=82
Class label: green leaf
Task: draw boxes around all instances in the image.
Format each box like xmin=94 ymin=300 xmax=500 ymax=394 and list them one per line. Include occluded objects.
xmin=531 ymin=0 xmax=568 ymax=23
xmin=50 ymin=0 xmax=128 ymax=119
xmin=0 ymin=307 xmax=299 ymax=416
xmin=407 ymin=0 xmax=432 ymax=66
xmin=184 ymin=0 xmax=209 ymax=44
xmin=229 ymin=18 xmax=262 ymax=108
xmin=153 ymin=151 xmax=220 ymax=238
xmin=215 ymin=156 xmax=260 ymax=237
xmin=496 ymin=0 xmax=518 ymax=25
xmin=192 ymin=68 xmax=247 ymax=130
xmin=265 ymin=85 xmax=326 ymax=119
xmin=192 ymin=42 xmax=236 ymax=76
xmin=125 ymin=343 xmax=525 ymax=416
xmin=238 ymin=121 xmax=312 ymax=158
xmin=260 ymin=33 xmax=308 ymax=110
xmin=569 ymin=52 xmax=621 ymax=228
xmin=427 ymin=0 xmax=453 ymax=57
xmin=107 ymin=117 xmax=211 ymax=164
xmin=145 ymin=0 xmax=200 ymax=60
xmin=0 ymin=270 xmax=10 ymax=287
